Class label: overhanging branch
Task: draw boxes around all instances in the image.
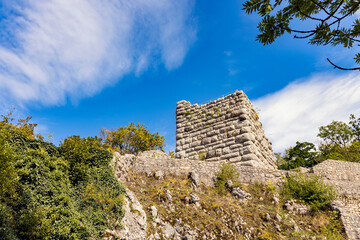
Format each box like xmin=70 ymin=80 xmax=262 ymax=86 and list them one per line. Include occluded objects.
xmin=327 ymin=58 xmax=360 ymax=70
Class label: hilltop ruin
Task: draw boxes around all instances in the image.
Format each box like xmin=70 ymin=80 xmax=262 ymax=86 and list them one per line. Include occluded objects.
xmin=175 ymin=90 xmax=276 ymax=169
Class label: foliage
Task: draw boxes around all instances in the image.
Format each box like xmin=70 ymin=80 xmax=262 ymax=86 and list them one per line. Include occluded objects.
xmin=0 ymin=113 xmax=125 ymax=239
xmin=349 ymin=114 xmax=360 ymax=141
xmin=168 ymin=150 xmax=176 ymax=158
xmin=0 ymin=131 xmax=19 ymax=202
xmin=101 ymin=122 xmax=165 ymax=154
xmin=0 ymin=109 xmax=39 ymax=139
xmin=243 ymin=0 xmax=360 ymax=70
xmin=281 ymin=173 xmax=335 ymax=211
xmin=214 ymin=163 xmax=239 ymax=195
xmin=318 ymin=121 xmax=354 ymax=147
xmin=316 ymin=115 xmax=360 ymax=162
xmin=278 ymin=141 xmax=319 ymax=170
xmin=59 ymin=135 xmax=109 ymax=184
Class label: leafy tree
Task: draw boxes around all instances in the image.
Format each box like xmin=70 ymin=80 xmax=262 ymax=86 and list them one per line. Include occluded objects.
xmin=317 ymin=115 xmax=360 ymax=162
xmin=318 ymin=120 xmax=353 ymax=147
xmin=101 ymin=122 xmax=165 ymax=154
xmin=278 ymin=141 xmax=319 ymax=170
xmin=243 ymin=0 xmax=360 ymax=70
xmin=349 ymin=114 xmax=360 ymax=141
xmin=0 ymin=113 xmax=125 ymax=239
xmin=0 ymin=109 xmax=39 ymax=139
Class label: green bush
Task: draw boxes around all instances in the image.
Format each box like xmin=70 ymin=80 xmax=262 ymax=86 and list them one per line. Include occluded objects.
xmin=0 ymin=114 xmax=125 ymax=239
xmin=281 ymin=173 xmax=335 ymax=211
xmin=214 ymin=163 xmax=239 ymax=195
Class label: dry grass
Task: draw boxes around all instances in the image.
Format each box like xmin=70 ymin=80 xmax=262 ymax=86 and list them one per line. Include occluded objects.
xmin=125 ymin=172 xmax=347 ymax=240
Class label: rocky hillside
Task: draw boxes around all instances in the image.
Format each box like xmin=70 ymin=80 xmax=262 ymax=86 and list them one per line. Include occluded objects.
xmin=114 ymin=163 xmax=347 ymax=240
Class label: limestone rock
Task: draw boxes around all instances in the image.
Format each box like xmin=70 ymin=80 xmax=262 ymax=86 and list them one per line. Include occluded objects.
xmin=231 ymin=188 xmax=251 ymax=201
xmin=155 ymin=170 xmax=164 ymax=180
xmin=113 ymin=188 xmax=147 ymax=240
xmin=190 ymin=193 xmax=200 ymax=204
xmin=189 ymin=172 xmax=200 ymax=189
xmin=150 ymin=205 xmax=158 ymax=218
xmin=284 ymin=200 xmax=310 ymax=215
xmin=165 ymin=190 xmax=173 ymax=202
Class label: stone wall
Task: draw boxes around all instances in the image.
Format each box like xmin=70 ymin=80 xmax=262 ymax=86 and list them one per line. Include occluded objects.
xmin=113 ymin=150 xmax=285 ymax=187
xmin=175 ymin=90 xmax=276 ymax=169
xmin=312 ymin=160 xmax=360 ymax=197
xmin=312 ymin=160 xmax=360 ymax=239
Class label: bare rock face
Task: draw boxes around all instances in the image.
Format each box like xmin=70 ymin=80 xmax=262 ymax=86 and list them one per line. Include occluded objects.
xmin=115 ymin=188 xmax=147 ymax=240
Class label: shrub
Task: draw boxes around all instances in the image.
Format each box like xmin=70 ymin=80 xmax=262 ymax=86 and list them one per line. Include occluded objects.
xmin=59 ymin=135 xmax=109 ymax=184
xmin=214 ymin=163 xmax=239 ymax=195
xmin=101 ymin=122 xmax=164 ymax=154
xmin=0 ymin=115 xmax=125 ymax=239
xmin=281 ymin=173 xmax=335 ymax=211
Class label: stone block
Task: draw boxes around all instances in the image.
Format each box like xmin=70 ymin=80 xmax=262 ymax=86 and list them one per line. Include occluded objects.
xmin=176 ymin=133 xmax=184 ymax=140
xmin=220 ymin=152 xmax=240 ymax=160
xmin=210 ymin=136 xmax=217 ymax=142
xmin=190 ymin=141 xmax=201 ymax=148
xmin=243 ymin=146 xmax=256 ymax=155
xmin=229 ymin=144 xmax=242 ymax=150
xmin=194 ymin=146 xmax=205 ymax=151
xmin=242 ymin=153 xmax=259 ymax=161
xmin=240 ymin=126 xmax=251 ymax=134
xmin=222 ymin=147 xmax=231 ymax=155
xmin=207 ymin=150 xmax=216 ymax=158
xmin=235 ymin=133 xmax=255 ymax=143
xmin=229 ymin=156 xmax=242 ymax=162
xmin=201 ymin=138 xmax=211 ymax=145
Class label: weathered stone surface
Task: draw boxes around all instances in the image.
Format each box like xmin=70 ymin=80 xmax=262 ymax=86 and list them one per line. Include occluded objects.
xmin=155 ymin=170 xmax=164 ymax=180
xmin=175 ymin=90 xmax=277 ymax=169
xmin=231 ymin=188 xmax=252 ymax=201
xmin=106 ymin=188 xmax=147 ymax=240
xmin=113 ymin=153 xmax=360 ymax=240
xmin=189 ymin=171 xmax=200 ymax=189
xmin=190 ymin=193 xmax=200 ymax=205
xmin=284 ymin=200 xmax=310 ymax=215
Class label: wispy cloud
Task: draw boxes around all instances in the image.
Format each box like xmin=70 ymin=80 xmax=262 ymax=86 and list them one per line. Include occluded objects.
xmin=253 ymin=72 xmax=360 ymax=152
xmin=0 ymin=0 xmax=196 ymax=106
xmin=223 ymin=51 xmax=240 ymax=76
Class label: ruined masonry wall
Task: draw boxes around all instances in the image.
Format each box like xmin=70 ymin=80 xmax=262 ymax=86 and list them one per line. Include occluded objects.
xmin=176 ymin=90 xmax=276 ymax=169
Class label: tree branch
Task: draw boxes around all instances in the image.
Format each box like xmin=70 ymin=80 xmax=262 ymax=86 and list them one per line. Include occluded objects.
xmin=327 ymin=58 xmax=360 ymax=70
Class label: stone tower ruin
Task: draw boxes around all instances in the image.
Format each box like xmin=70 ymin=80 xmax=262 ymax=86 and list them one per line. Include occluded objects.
xmin=175 ymin=90 xmax=277 ymax=169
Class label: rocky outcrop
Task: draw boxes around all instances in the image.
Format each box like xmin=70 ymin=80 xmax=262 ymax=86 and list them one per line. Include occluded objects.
xmin=105 ymin=187 xmax=147 ymax=240
xmin=175 ymin=90 xmax=276 ymax=169
xmin=113 ymin=152 xmax=360 ymax=239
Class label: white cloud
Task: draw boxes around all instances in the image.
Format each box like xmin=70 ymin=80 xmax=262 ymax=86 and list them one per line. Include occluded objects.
xmin=253 ymin=72 xmax=360 ymax=152
xmin=0 ymin=0 xmax=196 ymax=106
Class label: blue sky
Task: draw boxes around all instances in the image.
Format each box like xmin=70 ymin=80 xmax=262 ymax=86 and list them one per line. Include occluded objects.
xmin=1 ymin=0 xmax=360 ymax=152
